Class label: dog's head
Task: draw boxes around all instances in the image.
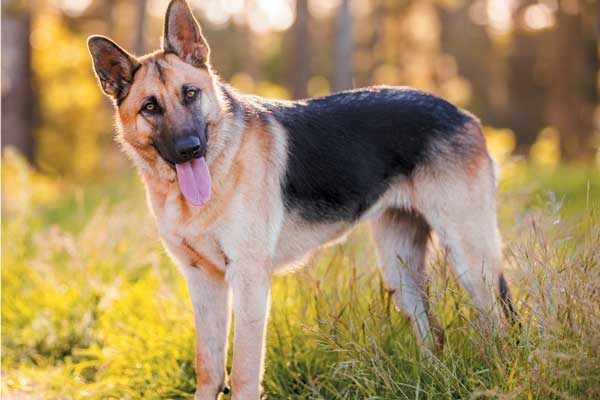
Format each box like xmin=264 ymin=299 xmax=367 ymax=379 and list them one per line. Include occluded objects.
xmin=88 ymin=0 xmax=223 ymax=206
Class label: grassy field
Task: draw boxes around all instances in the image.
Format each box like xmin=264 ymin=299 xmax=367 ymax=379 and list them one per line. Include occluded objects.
xmin=2 ymin=150 xmax=600 ymax=399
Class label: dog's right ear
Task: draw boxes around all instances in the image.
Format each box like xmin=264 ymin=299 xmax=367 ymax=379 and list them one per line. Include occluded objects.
xmin=87 ymin=35 xmax=140 ymax=103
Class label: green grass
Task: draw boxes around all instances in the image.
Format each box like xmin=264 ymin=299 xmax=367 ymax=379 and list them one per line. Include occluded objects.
xmin=2 ymin=151 xmax=600 ymax=399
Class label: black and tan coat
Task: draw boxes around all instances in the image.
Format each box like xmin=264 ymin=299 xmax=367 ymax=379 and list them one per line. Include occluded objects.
xmin=88 ymin=1 xmax=515 ymax=398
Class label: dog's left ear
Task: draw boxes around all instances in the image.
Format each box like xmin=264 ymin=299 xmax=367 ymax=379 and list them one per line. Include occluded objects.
xmin=163 ymin=0 xmax=209 ymax=67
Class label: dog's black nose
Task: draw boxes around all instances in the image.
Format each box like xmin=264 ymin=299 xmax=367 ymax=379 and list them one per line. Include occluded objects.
xmin=174 ymin=135 xmax=202 ymax=161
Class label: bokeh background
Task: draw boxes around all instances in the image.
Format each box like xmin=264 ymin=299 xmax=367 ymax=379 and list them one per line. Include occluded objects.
xmin=2 ymin=0 xmax=599 ymax=178
xmin=2 ymin=1 xmax=600 ymax=399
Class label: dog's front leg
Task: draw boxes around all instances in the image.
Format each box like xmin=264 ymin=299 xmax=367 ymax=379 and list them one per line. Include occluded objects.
xmin=228 ymin=264 xmax=271 ymax=399
xmin=180 ymin=265 xmax=231 ymax=400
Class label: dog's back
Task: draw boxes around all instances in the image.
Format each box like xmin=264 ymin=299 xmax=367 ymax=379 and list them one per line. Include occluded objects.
xmin=252 ymin=86 xmax=486 ymax=223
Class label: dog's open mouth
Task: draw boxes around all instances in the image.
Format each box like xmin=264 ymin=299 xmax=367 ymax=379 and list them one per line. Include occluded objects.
xmin=175 ymin=157 xmax=212 ymax=206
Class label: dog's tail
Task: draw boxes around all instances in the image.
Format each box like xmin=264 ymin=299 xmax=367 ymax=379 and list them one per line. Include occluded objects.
xmin=499 ymin=273 xmax=518 ymax=325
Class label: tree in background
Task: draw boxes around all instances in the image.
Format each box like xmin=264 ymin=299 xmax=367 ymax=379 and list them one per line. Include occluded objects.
xmin=439 ymin=0 xmax=597 ymax=162
xmin=1 ymin=0 xmax=598 ymax=179
xmin=333 ymin=0 xmax=353 ymax=91
xmin=544 ymin=2 xmax=597 ymax=160
xmin=288 ymin=0 xmax=311 ymax=98
xmin=2 ymin=0 xmax=34 ymax=161
xmin=135 ymin=0 xmax=148 ymax=54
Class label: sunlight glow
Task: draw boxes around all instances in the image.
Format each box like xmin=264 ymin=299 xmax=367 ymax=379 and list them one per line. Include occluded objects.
xmin=203 ymin=0 xmax=231 ymax=27
xmin=223 ymin=0 xmax=245 ymax=15
xmin=186 ymin=0 xmax=295 ymax=33
xmin=524 ymin=4 xmax=556 ymax=31
xmin=486 ymin=0 xmax=516 ymax=34
xmin=531 ymin=126 xmax=561 ymax=167
xmin=59 ymin=0 xmax=92 ymax=16
xmin=249 ymin=0 xmax=295 ymax=33
xmin=484 ymin=127 xmax=516 ymax=164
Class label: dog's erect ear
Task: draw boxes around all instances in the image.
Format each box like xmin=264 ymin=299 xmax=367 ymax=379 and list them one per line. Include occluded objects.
xmin=87 ymin=35 xmax=140 ymax=102
xmin=163 ymin=0 xmax=209 ymax=67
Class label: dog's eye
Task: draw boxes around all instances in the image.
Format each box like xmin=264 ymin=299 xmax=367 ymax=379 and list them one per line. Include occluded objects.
xmin=186 ymin=89 xmax=197 ymax=99
xmin=183 ymin=86 xmax=200 ymax=103
xmin=141 ymin=98 xmax=161 ymax=114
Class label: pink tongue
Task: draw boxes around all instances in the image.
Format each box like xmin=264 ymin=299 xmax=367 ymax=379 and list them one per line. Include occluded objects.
xmin=175 ymin=157 xmax=212 ymax=206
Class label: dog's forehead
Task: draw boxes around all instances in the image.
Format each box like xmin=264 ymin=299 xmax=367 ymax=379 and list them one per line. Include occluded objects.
xmin=124 ymin=54 xmax=209 ymax=106
xmin=119 ymin=53 xmax=210 ymax=113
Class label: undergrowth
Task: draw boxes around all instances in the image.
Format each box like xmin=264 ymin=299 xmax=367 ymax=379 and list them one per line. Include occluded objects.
xmin=2 ymin=150 xmax=599 ymax=399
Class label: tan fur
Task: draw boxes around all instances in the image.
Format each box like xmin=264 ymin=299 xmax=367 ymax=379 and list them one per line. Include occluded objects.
xmin=461 ymin=120 xmax=491 ymax=180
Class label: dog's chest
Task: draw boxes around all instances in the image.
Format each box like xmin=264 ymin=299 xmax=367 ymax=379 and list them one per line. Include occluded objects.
xmin=160 ymin=222 xmax=230 ymax=272
xmin=149 ymin=184 xmax=230 ymax=272
xmin=158 ymin=216 xmax=229 ymax=272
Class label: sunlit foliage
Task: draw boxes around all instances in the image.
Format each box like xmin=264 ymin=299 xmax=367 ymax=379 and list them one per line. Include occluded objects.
xmin=3 ymin=0 xmax=595 ymax=179
xmin=32 ymin=15 xmax=111 ymax=180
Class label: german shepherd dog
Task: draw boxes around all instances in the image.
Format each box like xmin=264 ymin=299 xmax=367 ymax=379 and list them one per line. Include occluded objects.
xmin=88 ymin=0 xmax=515 ymax=398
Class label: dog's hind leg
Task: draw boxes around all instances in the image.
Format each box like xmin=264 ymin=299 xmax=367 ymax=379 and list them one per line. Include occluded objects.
xmin=370 ymin=210 xmax=442 ymax=350
xmin=414 ymin=159 xmax=509 ymax=331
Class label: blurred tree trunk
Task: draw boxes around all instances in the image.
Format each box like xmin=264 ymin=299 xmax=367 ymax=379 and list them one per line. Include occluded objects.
xmin=506 ymin=31 xmax=545 ymax=151
xmin=438 ymin=5 xmax=509 ymax=120
xmin=1 ymin=3 xmax=35 ymax=161
xmin=289 ymin=0 xmax=310 ymax=99
xmin=135 ymin=0 xmax=147 ymax=54
xmin=333 ymin=0 xmax=354 ymax=91
xmin=545 ymin=7 xmax=596 ymax=161
xmin=366 ymin=0 xmax=384 ymax=84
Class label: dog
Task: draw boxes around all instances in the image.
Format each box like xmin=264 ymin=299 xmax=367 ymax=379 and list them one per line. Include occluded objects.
xmin=87 ymin=0 xmax=515 ymax=398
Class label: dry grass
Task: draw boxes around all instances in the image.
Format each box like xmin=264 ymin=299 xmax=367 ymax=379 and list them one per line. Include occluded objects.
xmin=2 ymin=150 xmax=599 ymax=399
